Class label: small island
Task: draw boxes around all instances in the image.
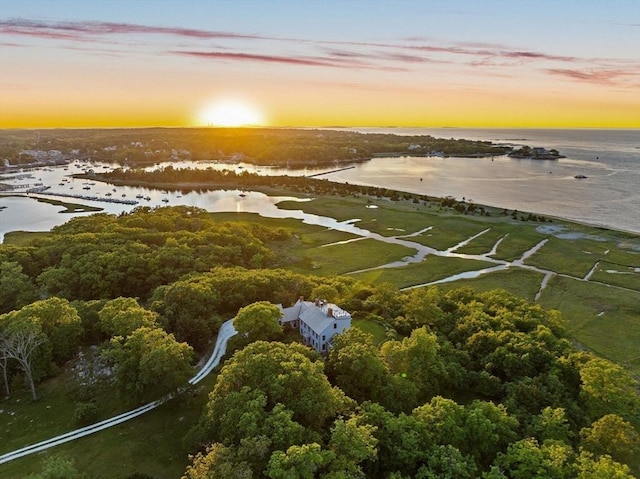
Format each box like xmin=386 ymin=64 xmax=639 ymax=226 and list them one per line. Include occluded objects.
xmin=508 ymin=146 xmax=565 ymax=159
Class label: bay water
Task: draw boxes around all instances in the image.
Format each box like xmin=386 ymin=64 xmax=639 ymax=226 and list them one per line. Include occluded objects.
xmin=1 ymin=128 xmax=638 ymax=242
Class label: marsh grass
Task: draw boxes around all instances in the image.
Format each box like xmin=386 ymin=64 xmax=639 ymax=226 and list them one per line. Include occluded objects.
xmin=296 ymin=238 xmax=415 ymax=276
xmin=538 ymin=275 xmax=640 ymax=376
xmin=435 ymin=268 xmax=546 ymax=301
xmin=350 ymin=256 xmax=496 ymax=288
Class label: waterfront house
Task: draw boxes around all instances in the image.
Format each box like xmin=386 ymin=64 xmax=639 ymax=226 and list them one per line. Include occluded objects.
xmin=279 ymin=297 xmax=351 ymax=354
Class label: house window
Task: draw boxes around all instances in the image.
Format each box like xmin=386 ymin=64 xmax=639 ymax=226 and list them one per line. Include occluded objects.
xmin=322 ymin=335 xmax=325 ymax=341
xmin=333 ymin=323 xmax=337 ymax=329
xmin=322 ymin=344 xmax=326 ymax=351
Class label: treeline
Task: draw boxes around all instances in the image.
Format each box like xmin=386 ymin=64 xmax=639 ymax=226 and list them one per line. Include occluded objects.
xmin=0 ymin=127 xmax=512 ymax=167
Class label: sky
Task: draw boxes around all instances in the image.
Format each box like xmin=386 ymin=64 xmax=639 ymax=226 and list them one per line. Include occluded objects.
xmin=1 ymin=0 xmax=639 ymax=128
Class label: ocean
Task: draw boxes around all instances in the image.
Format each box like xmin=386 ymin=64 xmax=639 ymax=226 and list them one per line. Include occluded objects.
xmin=1 ymin=128 xmax=638 ymax=241
xmin=326 ymin=128 xmax=640 ymax=233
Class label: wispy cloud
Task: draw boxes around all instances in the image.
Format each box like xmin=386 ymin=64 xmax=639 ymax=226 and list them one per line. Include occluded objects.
xmin=172 ymin=49 xmax=407 ymax=72
xmin=2 ymin=17 xmax=637 ymax=86
xmin=546 ymin=68 xmax=639 ymax=85
xmin=0 ymin=18 xmax=269 ymax=41
xmin=173 ymin=50 xmax=340 ymax=68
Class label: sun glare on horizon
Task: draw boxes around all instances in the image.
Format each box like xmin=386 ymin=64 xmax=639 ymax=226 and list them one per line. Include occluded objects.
xmin=198 ymin=100 xmax=265 ymax=127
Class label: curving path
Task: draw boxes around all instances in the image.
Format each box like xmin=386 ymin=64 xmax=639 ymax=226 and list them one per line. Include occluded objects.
xmin=0 ymin=320 xmax=237 ymax=465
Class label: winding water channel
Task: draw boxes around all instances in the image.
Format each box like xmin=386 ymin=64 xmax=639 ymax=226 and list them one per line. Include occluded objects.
xmin=1 ymin=161 xmax=635 ymax=299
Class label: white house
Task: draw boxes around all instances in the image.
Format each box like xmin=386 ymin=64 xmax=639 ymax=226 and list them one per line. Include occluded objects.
xmin=279 ymin=298 xmax=351 ymax=354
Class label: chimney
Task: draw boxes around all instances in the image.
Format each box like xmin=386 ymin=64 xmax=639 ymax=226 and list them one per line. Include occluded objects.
xmin=327 ymin=307 xmax=333 ymax=317
xmin=298 ymin=296 xmax=304 ymax=303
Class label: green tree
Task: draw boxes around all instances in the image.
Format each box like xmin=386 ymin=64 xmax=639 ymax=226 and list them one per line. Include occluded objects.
xmin=491 ymin=437 xmax=573 ymax=479
xmin=577 ymin=355 xmax=640 ymax=422
xmin=103 ymin=326 xmax=193 ymax=402
xmin=182 ymin=443 xmax=253 ymax=479
xmin=575 ymin=450 xmax=635 ymax=479
xmin=380 ymin=327 xmax=445 ymax=401
xmin=327 ymin=328 xmax=390 ymax=405
xmin=462 ymin=400 xmax=518 ymax=466
xmin=233 ymin=301 xmax=283 ymax=343
xmin=416 ymin=445 xmax=477 ymax=479
xmin=207 ymin=341 xmax=342 ymax=433
xmin=327 ymin=416 xmax=378 ymax=477
xmin=310 ymin=284 xmax=340 ymax=304
xmin=27 ymin=454 xmax=86 ymax=479
xmin=98 ymin=297 xmax=157 ymax=337
xmin=0 ymin=261 xmax=38 ymax=314
xmin=12 ymin=297 xmax=83 ymax=365
xmin=267 ymin=443 xmax=334 ymax=479
xmin=151 ymin=278 xmax=222 ymax=352
xmin=580 ymin=414 xmax=640 ymax=466
xmin=413 ymin=396 xmax=466 ymax=447
xmin=530 ymin=406 xmax=574 ymax=443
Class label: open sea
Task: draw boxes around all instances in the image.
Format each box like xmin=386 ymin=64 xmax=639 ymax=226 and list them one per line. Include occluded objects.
xmin=1 ymin=128 xmax=638 ymax=241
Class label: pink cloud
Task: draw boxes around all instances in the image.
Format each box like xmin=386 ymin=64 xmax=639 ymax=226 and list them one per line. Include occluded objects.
xmin=546 ymin=68 xmax=639 ymax=85
xmin=0 ymin=19 xmax=269 ymax=42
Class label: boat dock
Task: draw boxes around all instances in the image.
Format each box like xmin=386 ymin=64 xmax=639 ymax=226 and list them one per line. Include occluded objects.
xmin=27 ymin=190 xmax=139 ymax=205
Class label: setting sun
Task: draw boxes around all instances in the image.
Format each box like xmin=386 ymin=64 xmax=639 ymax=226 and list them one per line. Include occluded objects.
xmin=198 ymin=100 xmax=265 ymax=127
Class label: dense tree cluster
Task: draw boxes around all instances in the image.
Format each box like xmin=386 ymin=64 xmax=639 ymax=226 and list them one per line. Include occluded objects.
xmin=0 ymin=206 xmax=286 ymax=304
xmin=184 ymin=286 xmax=640 ymax=478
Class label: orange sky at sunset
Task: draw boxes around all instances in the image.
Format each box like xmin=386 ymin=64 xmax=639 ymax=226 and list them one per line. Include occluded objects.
xmin=1 ymin=0 xmax=639 ymax=129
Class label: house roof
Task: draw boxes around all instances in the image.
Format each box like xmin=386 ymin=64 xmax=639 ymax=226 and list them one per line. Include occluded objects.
xmin=299 ymin=304 xmax=335 ymax=335
xmin=281 ymin=300 xmax=351 ymax=335
xmin=279 ymin=301 xmax=303 ymax=323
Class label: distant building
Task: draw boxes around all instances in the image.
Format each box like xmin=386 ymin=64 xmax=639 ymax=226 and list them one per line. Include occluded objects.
xmin=279 ymin=297 xmax=351 ymax=354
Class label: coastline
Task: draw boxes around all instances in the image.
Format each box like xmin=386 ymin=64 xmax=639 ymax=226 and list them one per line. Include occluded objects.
xmin=45 ymin=174 xmax=640 ymax=238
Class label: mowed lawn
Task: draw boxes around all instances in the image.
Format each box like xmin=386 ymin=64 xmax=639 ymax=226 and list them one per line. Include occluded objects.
xmin=1 ymin=369 xmax=219 ymax=479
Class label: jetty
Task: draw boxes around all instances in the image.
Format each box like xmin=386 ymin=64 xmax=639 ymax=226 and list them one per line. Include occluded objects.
xmin=306 ymin=165 xmax=356 ymax=178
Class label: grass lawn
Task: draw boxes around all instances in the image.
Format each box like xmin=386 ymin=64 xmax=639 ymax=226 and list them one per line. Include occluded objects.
xmin=1 ymin=366 xmax=220 ymax=479
xmin=353 ymin=318 xmax=388 ymax=345
xmin=350 ymin=255 xmax=496 ymax=289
